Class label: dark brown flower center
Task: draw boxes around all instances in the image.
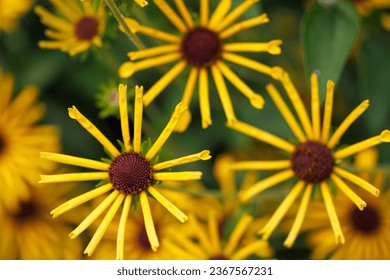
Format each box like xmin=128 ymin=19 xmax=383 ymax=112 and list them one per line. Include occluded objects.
xmin=109 ymin=152 xmax=154 ymax=195
xmin=14 ymin=201 xmax=38 ymax=222
xmin=351 ymin=205 xmax=381 ymax=234
xmin=182 ymin=27 xmax=221 ymax=68
xmin=291 ymin=141 xmax=334 ymax=183
xmin=0 ymin=133 xmax=5 ymax=156
xmin=75 ymin=16 xmax=99 ymax=40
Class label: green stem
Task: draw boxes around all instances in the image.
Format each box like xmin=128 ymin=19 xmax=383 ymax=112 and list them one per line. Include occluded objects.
xmin=104 ymin=0 xmax=145 ymax=50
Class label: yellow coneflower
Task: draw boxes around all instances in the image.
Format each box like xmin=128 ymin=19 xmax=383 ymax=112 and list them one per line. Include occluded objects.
xmin=39 ymin=84 xmax=211 ymax=259
xmin=119 ymin=0 xmax=283 ymax=128
xmin=35 ymin=0 xmax=106 ymax=56
xmin=0 ymin=70 xmax=60 ymax=212
xmin=228 ymin=71 xmax=389 ymax=248
xmin=0 ymin=0 xmax=33 ymax=32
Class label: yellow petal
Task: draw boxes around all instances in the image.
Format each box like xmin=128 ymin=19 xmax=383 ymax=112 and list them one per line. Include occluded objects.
xmin=311 ymin=73 xmax=321 ymax=141
xmin=173 ymin=0 xmax=194 ymax=28
xmin=200 ymin=0 xmax=209 ymax=26
xmin=116 ymin=195 xmax=132 ymax=260
xmin=223 ymin=213 xmax=253 ymax=257
xmin=140 ymin=192 xmax=159 ymax=251
xmin=216 ymin=0 xmax=259 ymax=32
xmin=135 ymin=0 xmax=148 ymax=7
xmin=128 ymin=44 xmax=180 ymax=61
xmin=40 ymin=152 xmax=110 ymax=170
xmin=154 ymin=171 xmax=202 ymax=181
xmin=154 ymin=0 xmax=187 ymax=33
xmin=230 ymin=160 xmax=291 ymax=170
xmin=119 ymin=84 xmax=131 ymax=152
xmin=182 ymin=67 xmax=198 ymax=106
xmin=133 ymin=85 xmax=144 ymax=153
xmin=321 ymin=80 xmax=335 ymax=143
xmin=199 ymin=67 xmax=212 ymax=128
xmin=39 ymin=172 xmax=108 ymax=183
xmin=330 ymin=173 xmax=367 ymax=210
xmin=220 ymin=14 xmax=269 ymax=39
xmin=208 ymin=212 xmax=222 ymax=257
xmin=208 ymin=0 xmax=231 ymax=29
xmin=223 ymin=40 xmax=282 ymax=55
xmin=230 ymin=239 xmax=273 ymax=260
xmin=153 ymin=150 xmax=211 ymax=170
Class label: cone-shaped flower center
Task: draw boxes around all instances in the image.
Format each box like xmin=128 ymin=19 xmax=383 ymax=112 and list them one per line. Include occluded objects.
xmin=109 ymin=152 xmax=154 ymax=195
xmin=291 ymin=141 xmax=334 ymax=183
xmin=75 ymin=16 xmax=99 ymax=40
xmin=351 ymin=205 xmax=381 ymax=234
xmin=182 ymin=27 xmax=221 ymax=67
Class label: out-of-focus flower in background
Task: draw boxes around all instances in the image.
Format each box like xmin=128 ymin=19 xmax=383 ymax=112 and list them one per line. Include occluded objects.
xmin=0 ymin=0 xmax=33 ymax=33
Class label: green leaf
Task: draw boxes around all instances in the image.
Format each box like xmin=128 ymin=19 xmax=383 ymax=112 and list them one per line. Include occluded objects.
xmin=301 ymin=0 xmax=360 ymax=102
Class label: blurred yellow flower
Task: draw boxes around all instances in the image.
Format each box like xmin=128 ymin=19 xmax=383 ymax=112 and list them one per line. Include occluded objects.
xmin=0 ymin=0 xmax=33 ymax=32
xmin=351 ymin=0 xmax=390 ymax=16
xmin=35 ymin=0 xmax=106 ymax=56
xmin=39 ymin=84 xmax=211 ymax=259
xmin=228 ymin=71 xmax=390 ymax=248
xmin=119 ymin=0 xmax=283 ymax=128
xmin=0 ymin=70 xmax=60 ymax=212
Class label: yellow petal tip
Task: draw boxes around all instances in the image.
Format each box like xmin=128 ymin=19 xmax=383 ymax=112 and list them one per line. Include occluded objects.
xmin=118 ymin=62 xmax=136 ymax=78
xmin=200 ymin=150 xmax=212 ymax=160
xmin=380 ymin=129 xmax=390 ymax=142
xmin=68 ymin=106 xmax=79 ymax=119
xmin=267 ymin=40 xmax=283 ymax=55
xmin=250 ymin=94 xmax=265 ymax=109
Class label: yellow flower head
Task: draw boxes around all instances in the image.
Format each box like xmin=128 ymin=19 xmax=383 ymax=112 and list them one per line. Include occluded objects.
xmin=228 ymin=71 xmax=390 ymax=248
xmin=118 ymin=0 xmax=283 ymax=128
xmin=0 ymin=0 xmax=33 ymax=32
xmin=0 ymin=70 xmax=60 ymax=212
xmin=35 ymin=0 xmax=106 ymax=56
xmin=39 ymin=84 xmax=211 ymax=259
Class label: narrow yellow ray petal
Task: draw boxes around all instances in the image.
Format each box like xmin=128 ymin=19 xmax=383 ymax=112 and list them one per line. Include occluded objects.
xmin=128 ymin=44 xmax=180 ymax=61
xmin=223 ymin=214 xmax=253 ymax=257
xmin=154 ymin=0 xmax=187 ymax=33
xmin=173 ymin=0 xmax=194 ymax=28
xmin=165 ymin=230 xmax=207 ymax=259
xmin=284 ymin=183 xmax=312 ymax=248
xmin=220 ymin=14 xmax=269 ymax=39
xmin=311 ymin=73 xmax=321 ymax=141
xmin=143 ymin=60 xmax=187 ymax=106
xmin=230 ymin=160 xmax=291 ymax=170
xmin=0 ymin=71 xmax=14 ymax=111
xmin=238 ymin=169 xmax=294 ymax=202
xmin=69 ymin=190 xmax=119 ymax=239
xmin=154 ymin=171 xmax=202 ymax=181
xmin=84 ymin=194 xmax=125 ymax=256
xmin=116 ymin=195 xmax=132 ymax=260
xmin=231 ymin=239 xmax=273 ymax=260
xmin=199 ymin=67 xmax=212 ymax=128
xmin=210 ymin=65 xmax=237 ymax=125
xmin=327 ymin=100 xmax=370 ymax=148
xmin=133 ymin=86 xmax=144 ymax=153
xmin=118 ymin=53 xmax=181 ymax=78
xmin=216 ymin=61 xmax=264 ymax=109
xmin=266 ymin=83 xmax=307 ymax=142
xmin=224 ymin=40 xmax=283 ymax=55
xmin=119 ymin=84 xmax=131 ymax=152
xmin=330 ymin=174 xmax=367 ymax=210
xmin=145 ymin=102 xmax=188 ymax=159
xmin=140 ymin=192 xmax=159 ymax=251
xmin=208 ymin=212 xmax=222 ymax=257
xmin=135 ymin=0 xmax=148 ymax=7
xmin=68 ymin=106 xmax=120 ymax=157
xmin=40 ymin=152 xmax=110 ymax=170
xmin=280 ymin=72 xmax=313 ymax=139
xmin=200 ymin=0 xmax=209 ymax=26
xmin=321 ymin=80 xmax=335 ymax=143
xmin=182 ymin=67 xmax=198 ymax=107
xmin=228 ymin=120 xmax=296 ymax=153
xmin=39 ymin=172 xmax=108 ymax=183
xmin=123 ymin=18 xmax=182 ymax=43
xmin=333 ymin=130 xmax=390 ymax=159
xmin=208 ymin=0 xmax=231 ymax=29
xmin=320 ymin=182 xmax=345 ymax=244
xmin=259 ymin=180 xmax=305 ymax=240
xmin=217 ymin=0 xmax=259 ymax=32
xmin=188 ymin=213 xmax=212 ymax=250
xmin=51 ymin=0 xmax=79 ymax=21
xmin=148 ymin=186 xmax=188 ymax=222
xmin=34 ymin=6 xmax=73 ymax=32
xmin=333 ymin=166 xmax=380 ymax=197
xmin=153 ymin=150 xmax=211 ymax=170
xmin=50 ymin=184 xmax=113 ymax=218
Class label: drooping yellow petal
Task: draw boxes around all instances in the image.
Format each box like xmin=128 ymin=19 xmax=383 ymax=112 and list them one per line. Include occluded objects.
xmin=220 ymin=14 xmax=269 ymax=39
xmin=154 ymin=171 xmax=202 ymax=181
xmin=173 ymin=0 xmax=194 ymax=28
xmin=223 ymin=214 xmax=253 ymax=257
xmin=327 ymin=100 xmax=370 ymax=148
xmin=238 ymin=169 xmax=294 ymax=202
xmin=320 ymin=182 xmax=345 ymax=244
xmin=333 ymin=166 xmax=380 ymax=197
xmin=143 ymin=60 xmax=187 ymax=106
xmin=229 ymin=160 xmax=291 ymax=170
xmin=216 ymin=0 xmax=259 ymax=32
xmin=228 ymin=120 xmax=296 ymax=153
xmin=50 ymin=183 xmax=113 ymax=218
xmin=311 ymin=73 xmax=321 ymax=141
xmin=330 ymin=173 xmax=367 ymax=210
xmin=140 ymin=191 xmax=159 ymax=251
xmin=266 ymin=83 xmax=306 ymax=142
xmin=116 ymin=195 xmax=132 ymax=260
xmin=200 ymin=0 xmax=209 ymax=26
xmin=208 ymin=0 xmax=231 ymax=29
xmin=128 ymin=44 xmax=180 ymax=61
xmin=210 ymin=65 xmax=237 ymax=125
xmin=333 ymin=130 xmax=390 ymax=159
xmin=182 ymin=67 xmax=198 ymax=107
xmin=39 ymin=172 xmax=108 ymax=183
xmin=321 ymin=80 xmax=335 ymax=143
xmin=84 ymin=193 xmax=125 ymax=256
xmin=145 ymin=102 xmax=188 ymax=160
xmin=68 ymin=106 xmax=120 ymax=157
xmin=153 ymin=150 xmax=211 ymax=170
xmin=216 ymin=61 xmax=264 ymax=109
xmin=133 ymin=86 xmax=144 ymax=153
xmin=224 ymin=40 xmax=282 ymax=55
xmin=199 ymin=67 xmax=212 ymax=128
xmin=284 ymin=183 xmax=312 ymax=248
xmin=154 ymin=0 xmax=187 ymax=33
xmin=40 ymin=152 xmax=110 ymax=170
xmin=119 ymin=84 xmax=131 ymax=152
xmin=260 ymin=180 xmax=305 ymax=240
xmin=148 ymin=186 xmax=188 ymax=222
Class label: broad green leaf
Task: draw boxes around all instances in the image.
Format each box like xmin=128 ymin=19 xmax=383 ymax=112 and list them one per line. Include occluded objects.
xmin=301 ymin=0 xmax=360 ymax=102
